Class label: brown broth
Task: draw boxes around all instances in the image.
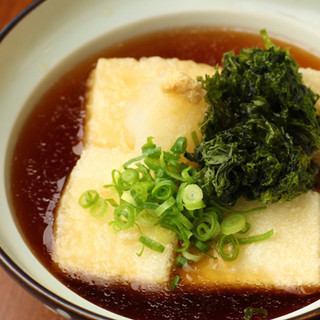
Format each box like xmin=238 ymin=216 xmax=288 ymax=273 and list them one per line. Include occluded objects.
xmin=10 ymin=28 xmax=320 ymax=320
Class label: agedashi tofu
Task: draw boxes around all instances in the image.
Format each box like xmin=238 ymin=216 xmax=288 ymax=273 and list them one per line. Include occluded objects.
xmin=53 ymin=57 xmax=320 ymax=289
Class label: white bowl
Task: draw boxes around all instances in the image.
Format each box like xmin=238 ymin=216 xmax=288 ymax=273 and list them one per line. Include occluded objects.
xmin=1 ymin=0 xmax=320 ymax=319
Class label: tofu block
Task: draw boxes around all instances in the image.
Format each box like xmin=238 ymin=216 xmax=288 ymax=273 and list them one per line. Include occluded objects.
xmin=54 ymin=146 xmax=176 ymax=285
xmin=85 ymin=57 xmax=213 ymax=152
xmin=183 ymin=191 xmax=320 ymax=289
xmin=53 ymin=57 xmax=213 ymax=285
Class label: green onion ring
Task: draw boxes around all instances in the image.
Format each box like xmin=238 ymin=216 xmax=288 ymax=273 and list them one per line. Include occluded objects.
xmin=182 ymin=250 xmax=202 ymax=262
xmin=216 ymin=234 xmax=239 ymax=261
xmin=113 ymin=203 xmax=136 ymax=230
xmin=155 ymin=197 xmax=176 ymax=216
xmin=182 ymin=184 xmax=204 ymax=211
xmin=238 ymin=229 xmax=274 ymax=245
xmin=89 ymin=197 xmax=108 ymax=218
xmin=170 ymin=137 xmax=187 ymax=154
xmin=170 ymin=275 xmax=181 ymax=290
xmin=194 ymin=213 xmax=220 ymax=241
xmin=79 ymin=190 xmax=99 ymax=208
xmin=221 ymin=213 xmax=246 ymax=235
xmin=139 ymin=235 xmax=165 ymax=253
xmin=152 ymin=180 xmax=174 ymax=201
xmin=181 ymin=167 xmax=195 ymax=183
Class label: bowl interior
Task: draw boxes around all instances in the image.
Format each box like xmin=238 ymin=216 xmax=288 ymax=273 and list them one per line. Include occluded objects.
xmin=1 ymin=0 xmax=320 ymax=319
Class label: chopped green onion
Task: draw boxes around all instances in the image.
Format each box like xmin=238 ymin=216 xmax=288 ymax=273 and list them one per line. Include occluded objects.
xmin=181 ymin=167 xmax=195 ymax=183
xmin=170 ymin=137 xmax=187 ymax=154
xmin=182 ymin=184 xmax=204 ymax=210
xmin=120 ymin=168 xmax=139 ymax=186
xmin=238 ymin=229 xmax=274 ymax=245
xmin=130 ymin=181 xmax=152 ymax=205
xmin=194 ymin=240 xmax=209 ymax=252
xmin=79 ymin=190 xmax=99 ymax=208
xmin=155 ymin=197 xmax=176 ymax=216
xmin=182 ymin=250 xmax=202 ymax=262
xmin=216 ymin=235 xmax=239 ymax=261
xmin=141 ymin=202 xmax=158 ymax=210
xmin=221 ymin=213 xmax=246 ymax=235
xmin=139 ymin=235 xmax=165 ymax=253
xmin=123 ymin=155 xmax=145 ymax=168
xmin=176 ymin=212 xmax=193 ymax=230
xmin=105 ymin=198 xmax=118 ymax=207
xmin=113 ymin=203 xmax=136 ymax=230
xmin=135 ymin=163 xmax=153 ymax=181
xmin=171 ymin=275 xmax=181 ymax=290
xmin=136 ymin=209 xmax=159 ymax=227
xmin=112 ymin=169 xmax=121 ymax=183
xmin=80 ymin=136 xmax=275 ymax=265
xmin=164 ymin=167 xmax=185 ymax=182
xmin=89 ymin=197 xmax=108 ymax=218
xmin=121 ymin=191 xmax=136 ymax=205
xmin=244 ymin=306 xmax=268 ymax=320
xmin=176 ymin=255 xmax=188 ymax=267
xmin=176 ymin=233 xmax=191 ymax=253
xmin=176 ymin=182 xmax=188 ymax=211
xmin=144 ymin=157 xmax=161 ymax=170
xmin=142 ymin=137 xmax=161 ymax=158
xmin=152 ymin=180 xmax=174 ymax=201
xmin=194 ymin=212 xmax=220 ymax=241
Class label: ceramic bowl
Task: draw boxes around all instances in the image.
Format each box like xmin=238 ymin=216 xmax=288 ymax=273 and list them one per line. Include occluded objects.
xmin=1 ymin=0 xmax=320 ymax=319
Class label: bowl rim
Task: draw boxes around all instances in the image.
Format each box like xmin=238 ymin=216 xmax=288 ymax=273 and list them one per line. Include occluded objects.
xmin=0 ymin=1 xmax=319 ymax=320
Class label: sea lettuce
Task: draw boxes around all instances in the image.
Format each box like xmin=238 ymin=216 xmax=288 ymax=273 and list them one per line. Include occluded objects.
xmin=194 ymin=30 xmax=320 ymax=206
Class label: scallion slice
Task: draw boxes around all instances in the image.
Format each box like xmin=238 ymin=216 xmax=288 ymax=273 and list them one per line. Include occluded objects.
xmin=182 ymin=250 xmax=202 ymax=262
xmin=216 ymin=235 xmax=239 ymax=261
xmin=176 ymin=255 xmax=188 ymax=267
xmin=238 ymin=229 xmax=274 ymax=245
xmin=171 ymin=275 xmax=181 ymax=290
xmin=152 ymin=180 xmax=174 ymax=201
xmin=79 ymin=136 xmax=275 ymax=265
xmin=182 ymin=184 xmax=204 ymax=211
xmin=89 ymin=197 xmax=108 ymax=218
xmin=120 ymin=168 xmax=139 ymax=186
xmin=139 ymin=235 xmax=165 ymax=253
xmin=221 ymin=213 xmax=246 ymax=235
xmin=170 ymin=136 xmax=187 ymax=154
xmin=194 ymin=212 xmax=220 ymax=242
xmin=130 ymin=181 xmax=152 ymax=205
xmin=113 ymin=203 xmax=136 ymax=230
xmin=123 ymin=155 xmax=145 ymax=168
xmin=181 ymin=167 xmax=195 ymax=183
xmin=79 ymin=190 xmax=99 ymax=208
xmin=155 ymin=197 xmax=176 ymax=216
